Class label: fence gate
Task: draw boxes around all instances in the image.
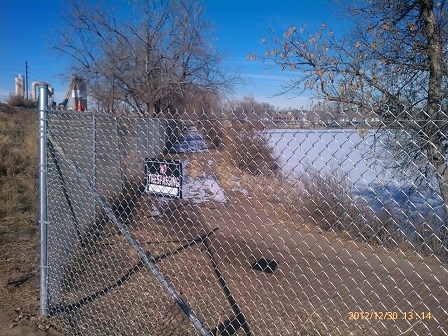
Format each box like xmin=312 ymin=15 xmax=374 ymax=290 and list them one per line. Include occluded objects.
xmin=38 ymin=86 xmax=448 ymax=335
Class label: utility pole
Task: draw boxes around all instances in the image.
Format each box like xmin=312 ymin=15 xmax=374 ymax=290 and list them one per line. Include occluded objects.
xmin=25 ymin=62 xmax=29 ymax=99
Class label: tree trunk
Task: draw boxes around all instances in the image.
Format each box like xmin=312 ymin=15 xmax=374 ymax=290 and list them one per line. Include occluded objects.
xmin=429 ymin=145 xmax=448 ymax=223
xmin=420 ymin=0 xmax=447 ymax=225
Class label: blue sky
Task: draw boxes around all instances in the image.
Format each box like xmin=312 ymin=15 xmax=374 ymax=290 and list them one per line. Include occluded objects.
xmin=0 ymin=0 xmax=346 ymax=109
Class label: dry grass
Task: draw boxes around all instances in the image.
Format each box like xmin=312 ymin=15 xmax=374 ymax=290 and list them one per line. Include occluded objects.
xmin=0 ymin=104 xmax=38 ymax=249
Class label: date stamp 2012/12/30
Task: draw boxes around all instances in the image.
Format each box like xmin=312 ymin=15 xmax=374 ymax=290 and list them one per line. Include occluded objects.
xmin=348 ymin=311 xmax=432 ymax=321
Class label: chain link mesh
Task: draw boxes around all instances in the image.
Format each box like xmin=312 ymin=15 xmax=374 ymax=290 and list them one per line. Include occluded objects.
xmin=43 ymin=108 xmax=447 ymax=335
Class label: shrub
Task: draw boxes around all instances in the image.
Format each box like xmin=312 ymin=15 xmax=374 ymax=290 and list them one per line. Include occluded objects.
xmin=353 ymin=205 xmax=408 ymax=249
xmin=7 ymin=94 xmax=36 ymax=108
xmin=414 ymin=220 xmax=448 ymax=261
xmin=294 ymin=166 xmax=411 ymax=249
xmin=200 ymin=119 xmax=223 ymax=148
xmin=297 ymin=166 xmax=357 ymax=233
xmin=223 ymin=121 xmax=279 ymax=176
xmin=197 ymin=110 xmax=224 ymax=149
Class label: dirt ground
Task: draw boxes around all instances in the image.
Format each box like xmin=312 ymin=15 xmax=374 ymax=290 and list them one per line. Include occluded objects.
xmin=0 ymin=235 xmax=62 ymax=335
xmin=0 ymin=150 xmax=447 ymax=335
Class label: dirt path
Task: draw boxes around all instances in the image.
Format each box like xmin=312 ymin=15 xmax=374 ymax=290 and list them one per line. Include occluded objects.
xmin=180 ymin=150 xmax=448 ymax=335
xmin=188 ymin=192 xmax=448 ymax=335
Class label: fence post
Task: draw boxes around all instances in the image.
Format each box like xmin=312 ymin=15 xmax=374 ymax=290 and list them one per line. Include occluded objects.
xmin=38 ymin=83 xmax=49 ymax=316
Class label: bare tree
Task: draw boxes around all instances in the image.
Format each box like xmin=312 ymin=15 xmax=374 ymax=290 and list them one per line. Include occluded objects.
xmin=52 ymin=0 xmax=236 ymax=116
xmin=255 ymin=0 xmax=448 ymax=222
xmin=224 ymin=95 xmax=277 ymax=121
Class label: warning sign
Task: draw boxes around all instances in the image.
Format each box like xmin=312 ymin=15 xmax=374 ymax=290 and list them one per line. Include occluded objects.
xmin=145 ymin=159 xmax=182 ymax=198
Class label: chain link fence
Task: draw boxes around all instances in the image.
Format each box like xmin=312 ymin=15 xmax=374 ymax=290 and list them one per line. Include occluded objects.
xmin=39 ymin=100 xmax=447 ymax=335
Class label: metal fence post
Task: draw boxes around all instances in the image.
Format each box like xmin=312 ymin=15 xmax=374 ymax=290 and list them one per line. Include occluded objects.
xmin=38 ymin=83 xmax=49 ymax=316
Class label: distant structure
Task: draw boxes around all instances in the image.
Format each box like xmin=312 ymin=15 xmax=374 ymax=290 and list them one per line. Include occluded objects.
xmin=28 ymin=76 xmax=88 ymax=110
xmin=58 ymin=76 xmax=87 ymax=111
xmin=15 ymin=74 xmax=24 ymax=97
xmin=31 ymin=81 xmax=54 ymax=107
xmin=73 ymin=78 xmax=87 ymax=111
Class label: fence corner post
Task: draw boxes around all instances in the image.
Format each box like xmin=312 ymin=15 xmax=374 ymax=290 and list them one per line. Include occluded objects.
xmin=38 ymin=83 xmax=49 ymax=316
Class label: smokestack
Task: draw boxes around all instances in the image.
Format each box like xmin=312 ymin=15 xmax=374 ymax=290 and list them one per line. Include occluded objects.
xmin=15 ymin=74 xmax=24 ymax=97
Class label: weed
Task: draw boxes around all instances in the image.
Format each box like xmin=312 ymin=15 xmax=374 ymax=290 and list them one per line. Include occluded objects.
xmin=0 ymin=105 xmax=38 ymax=251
